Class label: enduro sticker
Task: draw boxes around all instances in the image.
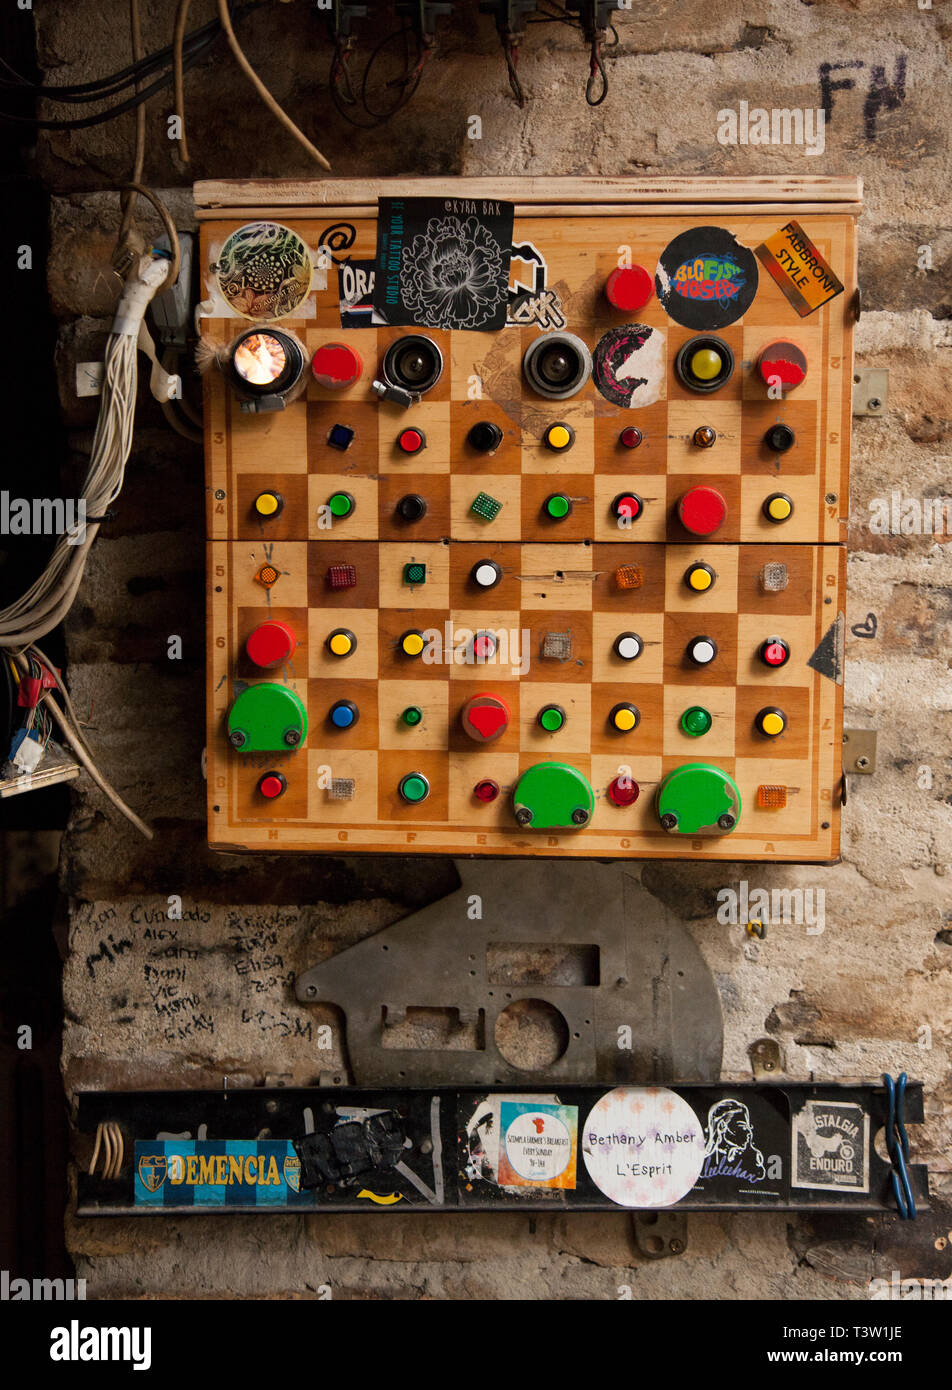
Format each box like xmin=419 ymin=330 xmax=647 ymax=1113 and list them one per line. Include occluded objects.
xmin=791 ymin=1100 xmax=870 ymax=1192
xmin=581 ymin=1087 xmax=705 ymax=1207
xmin=655 ymin=226 xmax=758 ymax=330
xmin=755 ymin=221 xmax=844 ymax=317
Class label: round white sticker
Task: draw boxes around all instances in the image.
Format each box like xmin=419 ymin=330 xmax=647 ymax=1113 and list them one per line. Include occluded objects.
xmin=504 ymin=1111 xmax=572 ymax=1182
xmin=582 ymin=1087 xmax=705 ymax=1207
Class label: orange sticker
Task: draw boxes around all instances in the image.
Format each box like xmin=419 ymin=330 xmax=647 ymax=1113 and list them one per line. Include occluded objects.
xmin=755 ymin=220 xmax=844 ymax=317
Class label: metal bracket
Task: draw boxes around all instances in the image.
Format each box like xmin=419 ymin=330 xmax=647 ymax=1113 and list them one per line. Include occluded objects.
xmin=843 ymin=728 xmax=877 ymax=775
xmin=749 ymin=1037 xmax=783 ymax=1079
xmin=633 ymin=1210 xmax=688 ymax=1259
xmin=852 ymin=368 xmax=888 ymax=417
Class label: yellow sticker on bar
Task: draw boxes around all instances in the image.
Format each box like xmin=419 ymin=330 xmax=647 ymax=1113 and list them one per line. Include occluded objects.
xmin=755 ymin=220 xmax=845 ymax=318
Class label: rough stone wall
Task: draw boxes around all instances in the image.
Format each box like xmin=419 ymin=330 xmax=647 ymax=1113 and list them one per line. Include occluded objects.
xmin=33 ymin=0 xmax=952 ymax=1298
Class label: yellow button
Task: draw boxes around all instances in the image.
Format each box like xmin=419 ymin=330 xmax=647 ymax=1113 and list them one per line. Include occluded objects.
xmin=760 ymin=711 xmax=785 ymax=736
xmin=401 ymin=632 xmax=425 ymax=657
xmin=255 ymin=492 xmax=280 ymax=517
xmin=767 ymin=495 xmax=792 ymax=521
xmin=546 ymin=425 xmax=571 ymax=450
xmin=613 ymin=708 xmax=637 ymax=731
xmin=690 ymin=348 xmax=723 ymax=381
xmin=688 ymin=567 xmax=713 ymax=591
xmin=329 ymin=632 xmax=353 ymax=656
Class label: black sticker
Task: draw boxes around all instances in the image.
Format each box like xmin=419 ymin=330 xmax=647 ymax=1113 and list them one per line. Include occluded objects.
xmin=792 ymin=1099 xmax=870 ymax=1192
xmin=338 ymin=258 xmax=381 ymax=327
xmin=373 ymin=197 xmax=514 ymax=331
xmin=807 ymin=613 xmax=845 ymax=683
xmin=592 ymin=323 xmax=666 ymax=408
xmin=655 ymin=226 xmax=758 ymax=330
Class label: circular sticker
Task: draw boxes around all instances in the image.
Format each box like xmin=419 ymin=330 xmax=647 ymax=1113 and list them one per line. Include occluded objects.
xmin=504 ymin=1110 xmax=572 ymax=1183
xmin=216 ymin=221 xmax=313 ymax=320
xmin=592 ymin=323 xmax=666 ymax=408
xmin=655 ymin=226 xmax=758 ymax=330
xmin=582 ymin=1086 xmax=705 ymax=1207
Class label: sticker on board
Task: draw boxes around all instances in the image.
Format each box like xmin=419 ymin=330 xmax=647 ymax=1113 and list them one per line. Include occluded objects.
xmin=791 ymin=1099 xmax=870 ymax=1192
xmin=498 ymin=1101 xmax=578 ymax=1189
xmin=592 ymin=323 xmax=666 ymax=408
xmin=581 ymin=1086 xmax=705 ymax=1207
xmin=215 ymin=222 xmax=313 ymax=321
xmin=655 ymin=226 xmax=758 ymax=330
xmin=755 ymin=220 xmax=845 ymax=318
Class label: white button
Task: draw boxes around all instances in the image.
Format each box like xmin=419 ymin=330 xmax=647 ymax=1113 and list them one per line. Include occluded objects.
xmin=474 ymin=562 xmax=499 ymax=587
xmin=616 ymin=635 xmax=642 ymax=660
xmin=690 ymin=639 xmax=716 ymax=664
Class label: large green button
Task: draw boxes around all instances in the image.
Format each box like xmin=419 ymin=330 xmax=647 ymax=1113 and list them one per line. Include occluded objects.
xmin=512 ymin=762 xmax=595 ymax=830
xmin=655 ymin=763 xmax=741 ymax=835
xmin=227 ymin=683 xmax=308 ymax=752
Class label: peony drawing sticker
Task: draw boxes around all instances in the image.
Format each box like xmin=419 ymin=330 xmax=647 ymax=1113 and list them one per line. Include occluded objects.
xmin=581 ymin=1086 xmax=706 ymax=1207
xmin=215 ymin=221 xmax=313 ymax=321
xmin=372 ymin=197 xmax=514 ymax=330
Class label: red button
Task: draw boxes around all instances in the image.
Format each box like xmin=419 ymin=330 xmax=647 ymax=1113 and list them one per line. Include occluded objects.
xmin=474 ymin=779 xmax=500 ymax=802
xmin=677 ymin=486 xmax=727 ymax=536
xmin=398 ymin=428 xmax=425 ymax=454
xmin=616 ymin=494 xmax=642 ymax=520
xmin=246 ymin=620 xmax=296 ymax=668
xmin=605 ymin=265 xmax=653 ymax=312
xmin=461 ymin=693 xmax=510 ymax=742
xmin=608 ymin=776 xmax=640 ymax=807
xmin=311 ymin=342 xmax=362 ymax=389
xmin=619 ymin=426 xmax=643 ymax=449
xmin=757 ymin=341 xmax=807 ymax=391
xmin=258 ymin=772 xmax=287 ymax=799
xmin=473 ymin=633 xmax=497 ymax=661
xmin=762 ymin=639 xmax=789 ymax=667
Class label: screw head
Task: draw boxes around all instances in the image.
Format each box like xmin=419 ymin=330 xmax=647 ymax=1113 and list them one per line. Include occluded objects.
xmin=868 ymin=397 xmax=882 ymax=410
xmin=660 ymin=812 xmax=678 ymax=831
xmin=305 ymin=985 xmax=317 ymax=997
xmin=856 ymin=755 xmax=870 ymax=769
xmin=571 ymin=807 xmax=589 ymax=825
xmin=229 ymin=729 xmax=246 ymax=748
xmin=284 ymin=728 xmax=301 ymax=747
xmin=515 ymin=807 xmax=533 ymax=826
xmin=717 ymin=813 xmax=736 ymax=830
xmin=669 ymin=1238 xmax=685 ymax=1254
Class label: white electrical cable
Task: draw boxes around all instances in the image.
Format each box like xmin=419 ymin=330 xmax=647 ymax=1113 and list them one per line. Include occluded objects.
xmin=0 ymin=253 xmax=169 ymax=649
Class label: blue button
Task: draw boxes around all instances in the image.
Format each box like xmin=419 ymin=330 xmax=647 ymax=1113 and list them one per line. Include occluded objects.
xmin=329 ymin=700 xmax=358 ymax=729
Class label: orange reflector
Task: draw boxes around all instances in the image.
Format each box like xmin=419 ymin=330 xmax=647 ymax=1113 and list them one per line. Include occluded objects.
xmin=615 ymin=564 xmax=644 ymax=590
xmin=255 ymin=565 xmax=279 ymax=587
xmin=757 ymin=784 xmax=788 ymax=809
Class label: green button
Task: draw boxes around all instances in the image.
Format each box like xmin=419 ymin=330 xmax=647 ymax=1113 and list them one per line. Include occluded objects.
xmin=328 ymin=492 xmax=354 ymax=518
xmin=545 ymin=494 xmax=571 ymax=519
xmin=539 ymin=705 xmax=565 ymax=732
xmin=401 ymin=706 xmax=423 ymax=726
xmin=681 ymin=706 xmax=712 ymax=737
xmin=227 ymin=683 xmax=308 ymax=753
xmin=399 ymin=773 xmax=429 ymax=804
xmin=655 ymin=762 xmax=742 ymax=835
xmin=512 ymin=762 xmax=595 ymax=830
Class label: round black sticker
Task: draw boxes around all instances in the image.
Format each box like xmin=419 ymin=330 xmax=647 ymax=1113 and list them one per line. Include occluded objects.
xmin=655 ymin=226 xmax=758 ymax=330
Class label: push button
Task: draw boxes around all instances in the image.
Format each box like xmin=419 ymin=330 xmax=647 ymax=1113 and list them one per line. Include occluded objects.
xmin=246 ymin=620 xmax=296 ymax=669
xmin=678 ymin=486 xmax=727 ymax=536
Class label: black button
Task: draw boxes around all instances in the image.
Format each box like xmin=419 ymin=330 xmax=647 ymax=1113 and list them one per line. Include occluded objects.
xmin=467 ymin=420 xmax=504 ymax=453
xmin=396 ymin=494 xmax=427 ymax=522
xmin=765 ymin=423 xmax=795 ymax=453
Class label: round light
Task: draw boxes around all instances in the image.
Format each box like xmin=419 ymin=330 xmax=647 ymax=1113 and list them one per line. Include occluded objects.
xmin=234 ymin=332 xmax=287 ymax=385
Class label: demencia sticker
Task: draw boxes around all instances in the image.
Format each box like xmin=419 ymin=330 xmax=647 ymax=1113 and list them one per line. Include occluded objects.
xmin=755 ymin=220 xmax=844 ymax=317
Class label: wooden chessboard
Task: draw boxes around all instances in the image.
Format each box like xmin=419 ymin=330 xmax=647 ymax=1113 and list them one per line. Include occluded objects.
xmin=198 ymin=177 xmax=858 ymax=861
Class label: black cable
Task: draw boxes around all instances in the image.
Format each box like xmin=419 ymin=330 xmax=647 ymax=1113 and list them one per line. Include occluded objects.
xmin=0 ymin=19 xmax=219 ymax=100
xmin=328 ymin=23 xmax=422 ymax=128
xmin=0 ymin=2 xmax=261 ymax=127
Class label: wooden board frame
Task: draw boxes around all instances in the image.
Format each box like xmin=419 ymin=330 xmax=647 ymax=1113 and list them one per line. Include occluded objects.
xmin=201 ymin=178 xmax=857 ymax=862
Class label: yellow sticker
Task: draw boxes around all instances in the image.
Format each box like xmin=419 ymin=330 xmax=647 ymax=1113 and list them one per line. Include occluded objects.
xmin=754 ymin=221 xmax=844 ymax=318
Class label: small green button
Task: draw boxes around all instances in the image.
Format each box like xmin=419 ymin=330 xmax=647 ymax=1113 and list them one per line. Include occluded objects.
xmin=328 ymin=491 xmax=354 ymax=518
xmin=681 ymin=706 xmax=713 ymax=737
xmin=401 ymin=706 xmax=423 ymax=726
xmin=544 ymin=493 xmax=571 ymax=519
xmin=539 ymin=704 xmax=565 ymax=732
xmin=399 ymin=772 xmax=429 ymax=804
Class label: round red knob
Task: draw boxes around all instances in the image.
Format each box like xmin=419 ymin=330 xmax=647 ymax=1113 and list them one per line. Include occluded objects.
xmin=756 ymin=340 xmax=807 ymax=392
xmin=461 ymin=693 xmax=510 ymax=742
xmin=605 ymin=265 xmax=653 ymax=312
xmin=608 ymin=775 xmax=640 ymax=807
xmin=246 ymin=620 xmax=296 ymax=668
xmin=398 ymin=427 xmax=425 ymax=455
xmin=677 ymin=486 xmax=727 ymax=536
xmin=311 ymin=342 xmax=362 ymax=389
xmin=258 ymin=772 xmax=287 ymax=799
